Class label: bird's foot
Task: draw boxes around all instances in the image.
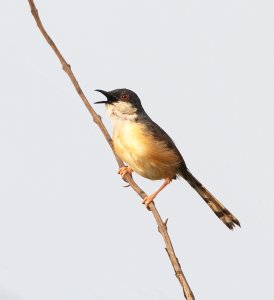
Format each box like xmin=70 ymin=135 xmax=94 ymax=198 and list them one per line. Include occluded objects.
xmin=118 ymin=166 xmax=132 ymax=179
xmin=141 ymin=178 xmax=172 ymax=209
xmin=142 ymin=194 xmax=156 ymax=209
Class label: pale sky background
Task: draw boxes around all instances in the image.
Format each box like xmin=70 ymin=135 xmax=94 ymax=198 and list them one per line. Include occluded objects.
xmin=0 ymin=1 xmax=274 ymax=299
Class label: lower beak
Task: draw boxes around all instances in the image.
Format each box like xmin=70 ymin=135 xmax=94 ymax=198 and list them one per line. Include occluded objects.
xmin=94 ymin=100 xmax=108 ymax=104
xmin=94 ymin=89 xmax=117 ymax=104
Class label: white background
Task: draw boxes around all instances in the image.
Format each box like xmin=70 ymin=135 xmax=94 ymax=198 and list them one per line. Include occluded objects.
xmin=1 ymin=1 xmax=274 ymax=299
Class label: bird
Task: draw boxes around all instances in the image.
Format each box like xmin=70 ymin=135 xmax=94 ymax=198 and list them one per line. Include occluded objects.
xmin=94 ymin=88 xmax=240 ymax=230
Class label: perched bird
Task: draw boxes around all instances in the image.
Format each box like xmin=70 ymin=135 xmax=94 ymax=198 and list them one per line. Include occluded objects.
xmin=95 ymin=89 xmax=240 ymax=230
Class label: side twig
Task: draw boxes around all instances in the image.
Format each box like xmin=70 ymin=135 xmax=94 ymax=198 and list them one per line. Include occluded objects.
xmin=27 ymin=1 xmax=195 ymax=299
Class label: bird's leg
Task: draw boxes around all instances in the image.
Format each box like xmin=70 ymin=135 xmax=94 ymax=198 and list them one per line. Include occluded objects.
xmin=118 ymin=166 xmax=133 ymax=179
xmin=142 ymin=178 xmax=172 ymax=208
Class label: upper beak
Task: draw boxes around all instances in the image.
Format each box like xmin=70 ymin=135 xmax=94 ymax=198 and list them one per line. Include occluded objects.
xmin=94 ymin=89 xmax=118 ymax=104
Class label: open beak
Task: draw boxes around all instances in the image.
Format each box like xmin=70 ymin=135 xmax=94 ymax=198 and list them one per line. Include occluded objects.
xmin=94 ymin=89 xmax=118 ymax=104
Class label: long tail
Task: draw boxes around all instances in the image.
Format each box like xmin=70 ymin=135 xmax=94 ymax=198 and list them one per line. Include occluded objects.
xmin=182 ymin=170 xmax=240 ymax=230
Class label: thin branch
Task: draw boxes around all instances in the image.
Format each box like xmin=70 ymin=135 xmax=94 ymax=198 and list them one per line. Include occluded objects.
xmin=27 ymin=1 xmax=195 ymax=299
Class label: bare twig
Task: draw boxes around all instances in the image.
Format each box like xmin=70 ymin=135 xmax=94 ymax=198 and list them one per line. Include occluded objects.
xmin=27 ymin=1 xmax=195 ymax=299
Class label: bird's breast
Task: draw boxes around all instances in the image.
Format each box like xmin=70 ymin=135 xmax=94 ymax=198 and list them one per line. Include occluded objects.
xmin=112 ymin=120 xmax=180 ymax=180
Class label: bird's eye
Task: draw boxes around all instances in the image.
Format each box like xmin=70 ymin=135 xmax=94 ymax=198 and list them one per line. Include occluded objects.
xmin=121 ymin=94 xmax=129 ymax=101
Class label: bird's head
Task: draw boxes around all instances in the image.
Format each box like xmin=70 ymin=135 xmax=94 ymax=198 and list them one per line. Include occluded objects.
xmin=94 ymin=88 xmax=144 ymax=114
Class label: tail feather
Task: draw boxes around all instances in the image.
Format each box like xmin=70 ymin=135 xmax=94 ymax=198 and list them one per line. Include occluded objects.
xmin=183 ymin=170 xmax=240 ymax=230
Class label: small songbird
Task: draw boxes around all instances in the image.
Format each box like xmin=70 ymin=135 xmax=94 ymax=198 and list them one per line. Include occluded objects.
xmin=95 ymin=89 xmax=240 ymax=229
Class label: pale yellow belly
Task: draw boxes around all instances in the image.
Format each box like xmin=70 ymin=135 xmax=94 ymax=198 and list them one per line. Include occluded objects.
xmin=113 ymin=122 xmax=180 ymax=180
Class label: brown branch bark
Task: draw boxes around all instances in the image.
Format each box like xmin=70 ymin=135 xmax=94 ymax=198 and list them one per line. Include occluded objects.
xmin=27 ymin=1 xmax=195 ymax=299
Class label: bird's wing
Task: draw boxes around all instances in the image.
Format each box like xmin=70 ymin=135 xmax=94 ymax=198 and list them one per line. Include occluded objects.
xmin=138 ymin=113 xmax=188 ymax=176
